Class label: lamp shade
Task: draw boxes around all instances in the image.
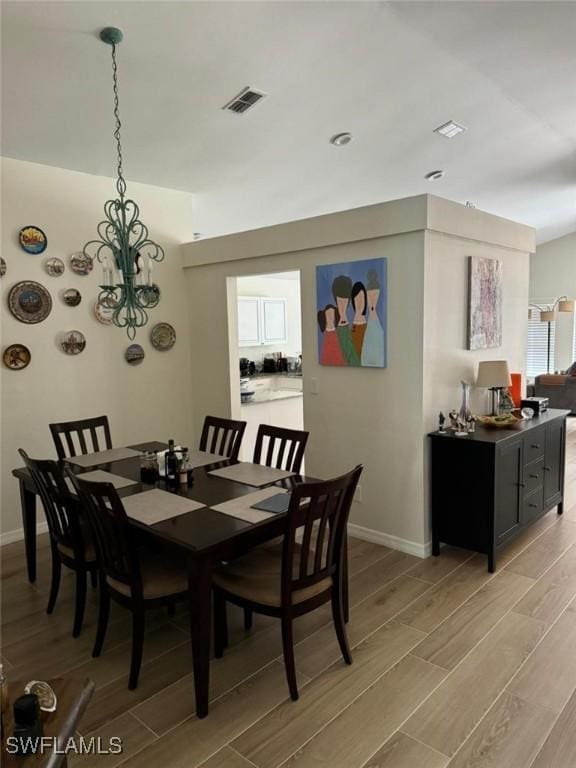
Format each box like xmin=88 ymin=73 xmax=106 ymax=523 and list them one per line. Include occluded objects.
xmin=540 ymin=310 xmax=555 ymax=322
xmin=476 ymin=360 xmax=511 ymax=389
xmin=558 ymin=299 xmax=575 ymax=312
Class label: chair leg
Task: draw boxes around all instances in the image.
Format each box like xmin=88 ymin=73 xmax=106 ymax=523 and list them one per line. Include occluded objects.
xmin=243 ymin=607 xmax=253 ymax=631
xmin=129 ymin=610 xmax=145 ymax=690
xmin=213 ymin=591 xmax=228 ymax=659
xmin=46 ymin=547 xmax=61 ymax=615
xmin=93 ymin=582 xmax=110 ymax=658
xmin=72 ymin=569 xmax=87 ymax=638
xmin=331 ymin=585 xmax=352 ymax=666
xmin=167 ymin=602 xmax=176 ymax=617
xmin=89 ymin=569 xmax=98 ymax=588
xmin=281 ymin=617 xmax=299 ymax=701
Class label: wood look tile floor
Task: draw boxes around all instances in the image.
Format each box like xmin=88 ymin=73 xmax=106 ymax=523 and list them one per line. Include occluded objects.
xmin=3 ymin=419 xmax=576 ymax=767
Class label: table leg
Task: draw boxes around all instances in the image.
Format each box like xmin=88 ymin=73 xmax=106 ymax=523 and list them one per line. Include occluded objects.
xmin=188 ymin=556 xmax=213 ymax=719
xmin=342 ymin=534 xmax=349 ymax=624
xmin=19 ymin=480 xmax=37 ymax=583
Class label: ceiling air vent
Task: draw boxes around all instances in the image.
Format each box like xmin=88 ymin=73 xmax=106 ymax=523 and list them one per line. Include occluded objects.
xmin=222 ymin=87 xmax=266 ymax=115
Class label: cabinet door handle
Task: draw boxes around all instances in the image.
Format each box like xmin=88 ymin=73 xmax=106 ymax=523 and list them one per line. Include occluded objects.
xmin=529 ymin=473 xmax=539 ymax=479
xmin=530 ymin=443 xmax=541 ymax=449
xmin=529 ymin=503 xmax=538 ymax=508
xmin=517 ymin=482 xmax=526 ymax=488
xmin=544 ymin=466 xmax=551 ymax=472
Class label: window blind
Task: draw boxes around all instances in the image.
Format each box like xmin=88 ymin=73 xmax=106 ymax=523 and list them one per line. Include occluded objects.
xmin=527 ymin=309 xmax=555 ymax=377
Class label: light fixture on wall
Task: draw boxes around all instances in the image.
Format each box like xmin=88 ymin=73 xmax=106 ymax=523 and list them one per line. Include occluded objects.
xmin=529 ymin=296 xmax=575 ymax=373
xmin=83 ymin=27 xmax=164 ymax=339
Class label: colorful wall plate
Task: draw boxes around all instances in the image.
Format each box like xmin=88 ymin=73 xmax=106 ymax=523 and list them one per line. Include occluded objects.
xmin=70 ymin=252 xmax=94 ymax=275
xmin=0 ymin=258 xmax=6 ymax=277
xmin=45 ymin=257 xmax=65 ymax=277
xmin=61 ymin=330 xmax=86 ymax=355
xmin=150 ymin=322 xmax=176 ymax=350
xmin=19 ymin=226 xmax=47 ymax=254
xmin=125 ymin=344 xmax=145 ymax=365
xmin=8 ymin=281 xmax=53 ymax=324
xmin=3 ymin=344 xmax=31 ymax=370
xmin=62 ymin=288 xmax=81 ymax=307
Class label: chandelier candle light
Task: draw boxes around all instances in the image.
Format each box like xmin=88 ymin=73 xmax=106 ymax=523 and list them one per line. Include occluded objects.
xmin=84 ymin=27 xmax=164 ymax=339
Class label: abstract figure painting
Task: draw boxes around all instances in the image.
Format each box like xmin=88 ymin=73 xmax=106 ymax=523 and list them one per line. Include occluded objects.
xmin=316 ymin=257 xmax=387 ymax=368
xmin=468 ymin=256 xmax=502 ymax=350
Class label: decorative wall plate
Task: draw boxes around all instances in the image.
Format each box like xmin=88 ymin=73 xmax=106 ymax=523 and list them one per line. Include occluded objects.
xmin=61 ymin=330 xmax=86 ymax=355
xmin=8 ymin=281 xmax=53 ymax=324
xmin=70 ymin=252 xmax=94 ymax=275
xmin=45 ymin=257 xmax=65 ymax=277
xmin=150 ymin=322 xmax=176 ymax=350
xmin=125 ymin=344 xmax=145 ymax=365
xmin=94 ymin=296 xmax=117 ymax=325
xmin=0 ymin=258 xmax=6 ymax=277
xmin=19 ymin=226 xmax=47 ymax=254
xmin=3 ymin=344 xmax=31 ymax=370
xmin=62 ymin=288 xmax=81 ymax=307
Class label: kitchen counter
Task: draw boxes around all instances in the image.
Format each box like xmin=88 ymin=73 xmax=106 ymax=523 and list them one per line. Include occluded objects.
xmin=242 ymin=390 xmax=303 ymax=406
xmin=243 ymin=372 xmax=302 ymax=379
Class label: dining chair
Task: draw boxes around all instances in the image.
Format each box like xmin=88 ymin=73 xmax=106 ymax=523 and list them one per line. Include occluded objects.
xmin=253 ymin=424 xmax=309 ymax=474
xmin=49 ymin=415 xmax=113 ymax=460
xmin=199 ymin=415 xmax=246 ymax=461
xmin=213 ymin=464 xmax=363 ymax=700
xmin=18 ymin=449 xmax=97 ymax=638
xmin=68 ymin=473 xmax=189 ymax=690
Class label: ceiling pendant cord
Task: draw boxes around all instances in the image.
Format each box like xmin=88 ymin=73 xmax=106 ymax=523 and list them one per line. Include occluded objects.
xmin=110 ymin=42 xmax=126 ymax=200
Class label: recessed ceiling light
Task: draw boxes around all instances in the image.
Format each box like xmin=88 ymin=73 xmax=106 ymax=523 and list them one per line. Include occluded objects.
xmin=330 ymin=132 xmax=353 ymax=146
xmin=425 ymin=170 xmax=445 ymax=181
xmin=434 ymin=120 xmax=467 ymax=139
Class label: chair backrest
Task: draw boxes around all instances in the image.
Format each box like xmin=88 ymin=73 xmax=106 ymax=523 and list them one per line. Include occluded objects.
xmin=253 ymin=424 xmax=309 ymax=474
xmin=281 ymin=465 xmax=362 ymax=606
xmin=67 ymin=473 xmax=142 ymax=597
xmin=18 ymin=449 xmax=82 ymax=555
xmin=199 ymin=415 xmax=246 ymax=461
xmin=49 ymin=416 xmax=112 ymax=460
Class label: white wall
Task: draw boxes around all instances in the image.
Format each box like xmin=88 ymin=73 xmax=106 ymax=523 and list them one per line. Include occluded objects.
xmin=530 ymin=231 xmax=576 ymax=371
xmin=1 ymin=158 xmax=195 ymax=540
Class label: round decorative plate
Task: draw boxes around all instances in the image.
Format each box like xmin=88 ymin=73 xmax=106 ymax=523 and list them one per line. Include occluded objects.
xmin=8 ymin=281 xmax=53 ymax=324
xmin=0 ymin=258 xmax=6 ymax=277
xmin=150 ymin=322 xmax=176 ymax=351
xmin=70 ymin=252 xmax=93 ymax=275
xmin=61 ymin=330 xmax=86 ymax=355
xmin=3 ymin=344 xmax=31 ymax=370
xmin=125 ymin=344 xmax=145 ymax=365
xmin=94 ymin=296 xmax=117 ymax=325
xmin=19 ymin=226 xmax=47 ymax=254
xmin=62 ymin=288 xmax=81 ymax=307
xmin=45 ymin=257 xmax=65 ymax=277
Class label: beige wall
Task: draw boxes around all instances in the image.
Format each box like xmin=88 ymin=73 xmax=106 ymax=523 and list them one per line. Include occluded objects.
xmin=1 ymin=158 xmax=195 ymax=540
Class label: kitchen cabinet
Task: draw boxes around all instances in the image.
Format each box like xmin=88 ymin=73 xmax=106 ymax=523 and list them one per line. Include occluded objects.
xmin=237 ymin=298 xmax=261 ymax=346
xmin=237 ymin=297 xmax=287 ymax=347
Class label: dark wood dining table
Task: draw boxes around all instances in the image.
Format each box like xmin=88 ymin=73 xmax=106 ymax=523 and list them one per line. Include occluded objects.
xmin=12 ymin=442 xmax=344 ymax=719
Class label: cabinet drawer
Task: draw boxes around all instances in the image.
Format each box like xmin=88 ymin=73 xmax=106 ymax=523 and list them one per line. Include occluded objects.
xmin=523 ymin=427 xmax=545 ymax=465
xmin=524 ymin=458 xmax=544 ymax=496
xmin=523 ymin=488 xmax=544 ymax=524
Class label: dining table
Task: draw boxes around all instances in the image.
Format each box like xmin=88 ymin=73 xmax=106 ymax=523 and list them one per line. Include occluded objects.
xmin=11 ymin=441 xmax=348 ymax=718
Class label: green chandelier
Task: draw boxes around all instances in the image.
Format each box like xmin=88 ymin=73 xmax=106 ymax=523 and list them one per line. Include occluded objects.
xmin=84 ymin=27 xmax=164 ymax=340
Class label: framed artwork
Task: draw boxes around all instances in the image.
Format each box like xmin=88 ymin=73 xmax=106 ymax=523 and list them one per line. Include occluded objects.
xmin=316 ymin=257 xmax=387 ymax=368
xmin=468 ymin=256 xmax=502 ymax=350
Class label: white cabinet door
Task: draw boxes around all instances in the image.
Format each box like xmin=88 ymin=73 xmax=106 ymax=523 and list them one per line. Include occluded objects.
xmin=238 ymin=298 xmax=260 ymax=347
xmin=262 ymin=298 xmax=287 ymax=344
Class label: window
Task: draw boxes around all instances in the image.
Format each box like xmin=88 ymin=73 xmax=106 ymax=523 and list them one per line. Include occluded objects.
xmin=527 ymin=308 xmax=555 ymax=377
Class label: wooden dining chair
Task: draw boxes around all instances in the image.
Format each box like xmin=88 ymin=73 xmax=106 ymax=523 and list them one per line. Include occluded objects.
xmin=18 ymin=450 xmax=98 ymax=638
xmin=199 ymin=415 xmax=246 ymax=461
xmin=49 ymin=416 xmax=113 ymax=460
xmin=68 ymin=473 xmax=189 ymax=690
xmin=213 ymin=464 xmax=363 ymax=700
xmin=253 ymin=424 xmax=309 ymax=474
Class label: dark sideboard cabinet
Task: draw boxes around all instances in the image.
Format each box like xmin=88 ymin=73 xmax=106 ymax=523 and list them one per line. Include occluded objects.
xmin=429 ymin=409 xmax=570 ymax=572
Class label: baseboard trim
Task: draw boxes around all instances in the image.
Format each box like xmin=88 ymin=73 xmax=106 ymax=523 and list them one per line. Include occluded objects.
xmin=347 ymin=523 xmax=431 ymax=559
xmin=1 ymin=522 xmax=48 ymax=546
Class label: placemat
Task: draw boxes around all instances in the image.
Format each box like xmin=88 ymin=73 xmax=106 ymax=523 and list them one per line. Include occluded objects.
xmin=188 ymin=450 xmax=230 ymax=469
xmin=122 ymin=489 xmax=205 ymax=526
xmin=208 ymin=462 xmax=295 ymax=487
xmin=66 ymin=470 xmax=138 ymax=493
xmin=211 ymin=488 xmax=288 ymax=523
xmin=66 ymin=447 xmax=142 ymax=468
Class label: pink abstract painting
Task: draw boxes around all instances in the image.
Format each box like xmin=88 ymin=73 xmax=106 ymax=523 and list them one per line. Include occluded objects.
xmin=467 ymin=256 xmax=502 ymax=350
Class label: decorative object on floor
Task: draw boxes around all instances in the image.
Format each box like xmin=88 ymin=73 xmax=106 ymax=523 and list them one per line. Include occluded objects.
xmin=476 ymin=360 xmax=511 ymax=416
xmin=150 ymin=321 xmax=176 ymax=350
xmin=458 ymin=380 xmax=472 ymax=422
xmin=0 ymin=257 xmax=6 ymax=277
xmin=44 ymin=257 xmax=65 ymax=277
xmin=19 ymin=225 xmax=47 ymax=254
xmin=94 ymin=296 xmax=117 ymax=324
xmin=8 ymin=281 xmax=52 ymax=323
xmin=467 ymin=256 xmax=502 ymax=350
xmin=62 ymin=288 xmax=81 ymax=307
xmin=316 ymin=257 xmax=387 ymax=367
xmin=70 ymin=252 xmax=94 ymax=275
xmin=24 ymin=681 xmax=57 ymax=713
xmin=438 ymin=412 xmax=446 ymax=433
xmin=83 ymin=27 xmax=164 ymax=340
xmin=61 ymin=330 xmax=86 ymax=355
xmin=3 ymin=343 xmax=31 ymax=370
xmin=125 ymin=343 xmax=145 ymax=365
xmin=528 ymin=297 xmax=574 ymax=372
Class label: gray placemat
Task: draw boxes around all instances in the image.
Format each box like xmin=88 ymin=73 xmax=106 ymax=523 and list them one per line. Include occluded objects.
xmin=66 ymin=470 xmax=138 ymax=493
xmin=66 ymin=447 xmax=142 ymax=468
xmin=122 ymin=489 xmax=205 ymax=526
xmin=188 ymin=450 xmax=230 ymax=469
xmin=211 ymin=488 xmax=288 ymax=523
xmin=208 ymin=462 xmax=295 ymax=487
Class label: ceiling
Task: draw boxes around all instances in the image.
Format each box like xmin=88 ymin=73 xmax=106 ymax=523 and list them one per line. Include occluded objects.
xmin=2 ymin=1 xmax=575 ymax=243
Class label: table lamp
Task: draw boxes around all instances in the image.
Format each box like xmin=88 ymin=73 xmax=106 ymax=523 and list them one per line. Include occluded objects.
xmin=476 ymin=360 xmax=511 ymax=416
